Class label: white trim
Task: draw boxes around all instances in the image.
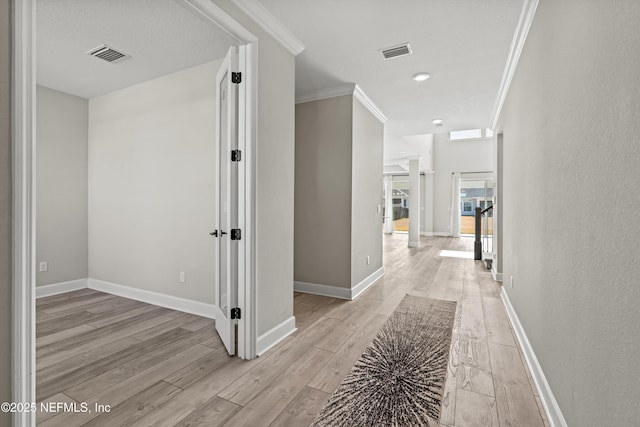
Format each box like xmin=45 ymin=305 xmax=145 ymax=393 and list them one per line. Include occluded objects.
xmin=500 ymin=288 xmax=567 ymax=427
xmin=408 ymin=241 xmax=421 ymax=248
xmin=490 ymin=0 xmax=539 ymax=130
xmin=295 ymin=84 xmax=356 ymax=104
xmin=230 ymin=0 xmax=305 ymax=56
xmin=179 ymin=0 xmax=259 ymax=360
xmin=351 ymin=267 xmax=384 ymax=299
xmin=12 ymin=0 xmax=36 ymax=425
xmin=88 ymin=279 xmax=216 ymax=319
xmin=294 ymin=281 xmax=352 ymax=300
xmin=420 ymin=232 xmax=434 ymax=237
xmin=295 ymin=84 xmax=387 ymax=124
xmin=433 ymin=232 xmax=451 ymax=237
xmin=181 ymin=0 xmax=257 ymax=42
xmin=353 ymin=85 xmax=388 ymax=123
xmin=256 ymin=316 xmax=297 ymax=356
xmin=295 ymin=267 xmax=385 ymax=300
xmin=491 ymin=265 xmax=503 ymax=282
xmin=36 ymin=279 xmax=88 ymax=298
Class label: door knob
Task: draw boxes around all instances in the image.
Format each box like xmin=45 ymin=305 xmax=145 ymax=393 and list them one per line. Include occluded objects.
xmin=220 ymin=230 xmax=228 ymax=236
xmin=209 ymin=230 xmax=218 ymax=237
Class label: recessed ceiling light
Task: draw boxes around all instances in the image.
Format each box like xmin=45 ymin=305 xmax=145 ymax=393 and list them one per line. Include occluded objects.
xmin=413 ymin=72 xmax=430 ymax=81
xmin=432 ymin=118 xmax=443 ymax=126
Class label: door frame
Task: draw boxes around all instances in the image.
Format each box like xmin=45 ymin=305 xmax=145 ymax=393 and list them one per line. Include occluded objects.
xmin=11 ymin=0 xmax=259 ymax=423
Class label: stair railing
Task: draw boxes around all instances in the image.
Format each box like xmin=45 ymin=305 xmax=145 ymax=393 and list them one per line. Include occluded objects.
xmin=474 ymin=204 xmax=494 ymax=262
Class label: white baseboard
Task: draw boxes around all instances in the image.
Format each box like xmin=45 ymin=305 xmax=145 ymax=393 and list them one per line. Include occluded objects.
xmin=294 ymin=280 xmax=352 ymax=300
xmin=433 ymin=232 xmax=450 ymax=237
xmin=408 ymin=241 xmax=421 ymax=248
xmin=88 ymin=278 xmax=216 ymax=319
xmin=256 ymin=316 xmax=296 ymax=356
xmin=500 ymin=288 xmax=567 ymax=427
xmin=36 ymin=278 xmax=88 ymax=298
xmin=420 ymin=232 xmax=434 ymax=237
xmin=491 ymin=265 xmax=503 ymax=282
xmin=351 ymin=267 xmax=384 ymax=299
xmin=295 ymin=266 xmax=384 ymax=301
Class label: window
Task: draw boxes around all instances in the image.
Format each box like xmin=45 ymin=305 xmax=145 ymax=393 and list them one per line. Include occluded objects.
xmin=463 ymin=201 xmax=472 ymax=212
xmin=450 ymin=129 xmax=482 ymax=141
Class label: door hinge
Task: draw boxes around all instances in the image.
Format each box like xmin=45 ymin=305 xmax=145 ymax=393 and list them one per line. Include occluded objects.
xmin=231 ymin=307 xmax=241 ymax=319
xmin=231 ymin=149 xmax=241 ymax=162
xmin=231 ymin=228 xmax=242 ymax=240
xmin=232 ymin=72 xmax=242 ymax=84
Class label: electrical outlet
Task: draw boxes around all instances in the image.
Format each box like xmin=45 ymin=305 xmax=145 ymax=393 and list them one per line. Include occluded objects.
xmin=179 ymin=271 xmax=186 ymax=283
xmin=366 ymin=256 xmax=371 ymax=265
xmin=39 ymin=261 xmax=48 ymax=272
xmin=510 ymin=275 xmax=513 ymax=289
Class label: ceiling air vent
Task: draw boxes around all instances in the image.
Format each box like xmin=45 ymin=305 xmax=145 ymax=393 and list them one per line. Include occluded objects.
xmin=86 ymin=44 xmax=130 ymax=64
xmin=380 ymin=43 xmax=412 ymax=60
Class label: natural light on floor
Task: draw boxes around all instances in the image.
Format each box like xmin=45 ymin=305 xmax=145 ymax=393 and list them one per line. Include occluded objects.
xmin=439 ymin=250 xmax=474 ymax=259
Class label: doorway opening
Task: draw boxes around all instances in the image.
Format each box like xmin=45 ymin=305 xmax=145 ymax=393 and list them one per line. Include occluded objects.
xmin=12 ymin=1 xmax=259 ymax=421
xmin=459 ymin=179 xmax=494 ymax=244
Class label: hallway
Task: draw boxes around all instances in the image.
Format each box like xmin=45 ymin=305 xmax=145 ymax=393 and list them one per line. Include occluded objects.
xmin=35 ymin=234 xmax=548 ymax=426
xmin=293 ymin=234 xmax=548 ymax=426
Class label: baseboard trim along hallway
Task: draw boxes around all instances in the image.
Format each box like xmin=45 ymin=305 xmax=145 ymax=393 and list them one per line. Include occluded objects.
xmin=36 ymin=278 xmax=89 ymax=298
xmin=88 ymin=278 xmax=216 ymax=319
xmin=294 ymin=267 xmax=384 ymax=301
xmin=500 ymin=287 xmax=568 ymax=427
xmin=256 ymin=316 xmax=297 ymax=356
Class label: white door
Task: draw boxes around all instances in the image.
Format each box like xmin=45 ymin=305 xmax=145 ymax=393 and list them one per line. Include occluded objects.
xmin=213 ymin=47 xmax=239 ymax=355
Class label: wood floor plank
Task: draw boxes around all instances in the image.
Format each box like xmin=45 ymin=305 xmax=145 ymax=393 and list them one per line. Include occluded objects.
xmin=458 ymin=363 xmax=495 ymax=397
xmin=39 ymin=294 xmax=117 ymax=314
xmin=37 ymin=328 xmax=191 ymax=401
xmin=36 ymin=310 xmax=103 ymax=337
xmin=36 ymin=393 xmax=77 ymax=424
xmin=37 ymin=337 xmax=139 ymax=382
xmin=81 ymin=380 xmax=181 ymax=427
xmin=35 ymin=288 xmax=99 ymax=307
xmin=37 ymin=312 xmax=175 ymax=360
xmin=218 ymin=337 xmax=313 ymax=405
xmin=454 ymin=388 xmax=499 ymax=427
xmin=39 ymin=344 xmax=213 ymax=427
xmin=482 ymin=297 xmax=516 ymax=347
xmin=307 ymin=313 xmax=387 ymax=393
xmin=224 ymin=347 xmax=333 ymax=426
xmin=163 ymin=346 xmax=232 ymax=389
xmin=63 ymin=328 xmax=210 ymax=401
xmin=173 ymin=396 xmax=240 ymax=427
xmin=269 ymin=386 xmax=331 ymax=427
xmin=127 ymin=356 xmax=265 ymax=427
xmin=488 ymin=342 xmax=544 ymax=427
xmin=313 ymin=308 xmax=378 ymax=352
xmin=36 ymin=324 xmax=96 ymax=349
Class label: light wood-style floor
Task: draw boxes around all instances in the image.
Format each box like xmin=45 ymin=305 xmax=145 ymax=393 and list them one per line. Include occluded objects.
xmin=36 ymin=235 xmax=548 ymax=426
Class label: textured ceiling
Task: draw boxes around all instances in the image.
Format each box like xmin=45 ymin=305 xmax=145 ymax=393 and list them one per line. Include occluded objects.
xmin=258 ymin=0 xmax=524 ymax=167
xmin=37 ymin=0 xmax=240 ymax=99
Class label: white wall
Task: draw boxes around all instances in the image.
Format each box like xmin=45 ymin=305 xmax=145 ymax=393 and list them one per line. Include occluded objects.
xmin=351 ymin=97 xmax=384 ymax=285
xmin=214 ymin=0 xmax=297 ymax=336
xmin=295 ymin=95 xmax=353 ymax=288
xmin=88 ymin=61 xmax=220 ymax=303
xmin=36 ymin=86 xmax=88 ymax=286
xmin=497 ymin=0 xmax=640 ymax=424
xmin=432 ymin=133 xmax=493 ymax=234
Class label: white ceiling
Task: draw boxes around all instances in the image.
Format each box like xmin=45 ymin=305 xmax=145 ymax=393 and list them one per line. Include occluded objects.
xmin=258 ymin=0 xmax=524 ymax=169
xmin=37 ymin=0 xmax=240 ymax=99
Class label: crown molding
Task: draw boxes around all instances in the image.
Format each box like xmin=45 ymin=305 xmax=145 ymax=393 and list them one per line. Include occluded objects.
xmin=490 ymin=0 xmax=539 ymax=131
xmin=295 ymin=84 xmax=356 ymax=104
xmin=295 ymin=84 xmax=387 ymax=124
xmin=230 ymin=0 xmax=305 ymax=56
xmin=354 ymin=84 xmax=388 ymax=123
